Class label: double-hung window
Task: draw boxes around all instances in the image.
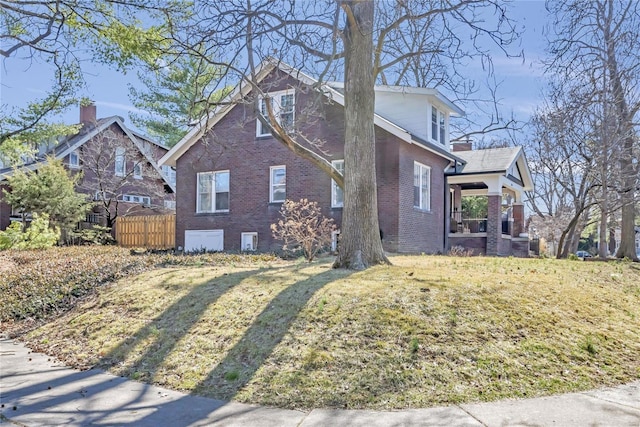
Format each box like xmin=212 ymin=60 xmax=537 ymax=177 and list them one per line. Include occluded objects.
xmin=431 ymin=106 xmax=446 ymax=145
xmin=115 ymin=147 xmax=126 ymax=176
xmin=331 ymin=159 xmax=344 ymax=208
xmin=413 ymin=162 xmax=431 ymax=211
xmin=161 ymin=165 xmax=176 ymax=186
xmin=123 ymin=194 xmax=151 ymax=205
xmin=257 ymin=90 xmax=295 ymax=137
xmin=133 ymin=162 xmax=143 ymax=179
xmin=270 ymin=166 xmax=286 ymax=203
xmin=69 ymin=150 xmax=80 ymax=168
xmin=197 ymin=170 xmax=230 ymax=213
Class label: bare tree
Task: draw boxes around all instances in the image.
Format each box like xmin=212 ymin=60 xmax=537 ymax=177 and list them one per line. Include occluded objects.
xmin=546 ymin=0 xmax=640 ymax=260
xmin=0 ymin=0 xmax=185 ymax=156
xmin=528 ymin=94 xmax=598 ymax=258
xmin=165 ymin=0 xmax=519 ymax=269
xmin=77 ymin=128 xmax=167 ymax=229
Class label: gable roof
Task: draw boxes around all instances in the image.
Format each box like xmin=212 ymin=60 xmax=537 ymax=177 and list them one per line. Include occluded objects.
xmin=447 ymin=146 xmax=534 ymax=191
xmin=160 ymin=59 xmax=466 ymax=167
xmin=0 ymin=117 xmax=176 ymax=193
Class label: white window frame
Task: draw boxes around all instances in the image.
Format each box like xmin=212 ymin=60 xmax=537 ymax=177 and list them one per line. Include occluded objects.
xmin=269 ymin=165 xmax=286 ymax=203
xmin=164 ymin=200 xmax=176 ymax=210
xmin=122 ymin=194 xmax=151 ymax=205
xmin=161 ymin=165 xmax=176 ymax=186
xmin=241 ymin=232 xmax=258 ymax=251
xmin=115 ymin=147 xmax=126 ymax=177
xmin=256 ymin=89 xmax=295 ymax=137
xmin=414 ymin=161 xmax=431 ymax=211
xmin=430 ymin=105 xmax=447 ymax=145
xmin=69 ymin=149 xmax=80 ymax=168
xmin=133 ymin=162 xmax=143 ymax=179
xmin=331 ymin=230 xmax=340 ymax=253
xmin=331 ymin=159 xmax=344 ymax=208
xmin=196 ymin=170 xmax=230 ymax=213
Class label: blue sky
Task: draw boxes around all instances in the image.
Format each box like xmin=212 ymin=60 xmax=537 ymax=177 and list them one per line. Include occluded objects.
xmin=0 ymin=1 xmax=549 ymax=138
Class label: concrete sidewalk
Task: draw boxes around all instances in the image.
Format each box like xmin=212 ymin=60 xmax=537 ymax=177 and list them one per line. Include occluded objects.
xmin=1 ymin=337 xmax=639 ymax=426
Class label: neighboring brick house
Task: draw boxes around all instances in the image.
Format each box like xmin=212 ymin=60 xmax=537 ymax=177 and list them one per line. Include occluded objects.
xmin=0 ymin=104 xmax=176 ymax=232
xmin=160 ymin=61 xmax=533 ymax=256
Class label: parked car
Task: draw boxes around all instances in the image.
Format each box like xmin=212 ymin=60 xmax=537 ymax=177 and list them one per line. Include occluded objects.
xmin=575 ymin=250 xmax=593 ymax=259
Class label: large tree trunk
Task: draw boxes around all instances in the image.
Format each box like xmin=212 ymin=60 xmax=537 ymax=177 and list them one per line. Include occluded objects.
xmin=602 ymin=4 xmax=638 ymax=261
xmin=598 ymin=208 xmax=608 ymax=258
xmin=333 ymin=1 xmax=389 ymax=269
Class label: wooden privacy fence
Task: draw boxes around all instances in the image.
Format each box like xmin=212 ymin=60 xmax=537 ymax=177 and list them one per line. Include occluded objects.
xmin=115 ymin=214 xmax=175 ymax=249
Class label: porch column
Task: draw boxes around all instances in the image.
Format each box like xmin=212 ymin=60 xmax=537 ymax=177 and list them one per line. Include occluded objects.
xmin=451 ymin=185 xmax=462 ymax=232
xmin=512 ymin=203 xmax=524 ymax=237
xmin=486 ymin=194 xmax=501 ymax=256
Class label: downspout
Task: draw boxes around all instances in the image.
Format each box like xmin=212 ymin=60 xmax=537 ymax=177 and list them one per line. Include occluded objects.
xmin=444 ymin=159 xmax=459 ymax=252
xmin=444 ymin=173 xmax=449 ymax=252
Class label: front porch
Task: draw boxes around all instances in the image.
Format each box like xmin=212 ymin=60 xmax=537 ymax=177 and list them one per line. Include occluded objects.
xmin=445 ymin=146 xmax=533 ymax=257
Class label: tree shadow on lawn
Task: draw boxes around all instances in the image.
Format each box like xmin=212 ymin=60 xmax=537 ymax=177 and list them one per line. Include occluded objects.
xmin=109 ymin=266 xmax=354 ymax=425
xmin=192 ymin=267 xmax=353 ymax=400
xmin=4 ymin=264 xmax=352 ymax=426
xmin=97 ymin=266 xmax=267 ymax=381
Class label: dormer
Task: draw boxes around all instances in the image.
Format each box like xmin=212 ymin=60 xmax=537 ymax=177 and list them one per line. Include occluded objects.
xmin=370 ymin=86 xmax=464 ymax=150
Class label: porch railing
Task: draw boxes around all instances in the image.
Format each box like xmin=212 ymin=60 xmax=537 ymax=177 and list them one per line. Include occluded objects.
xmin=451 ymin=211 xmax=511 ymax=235
xmin=451 ymin=211 xmax=486 ymax=233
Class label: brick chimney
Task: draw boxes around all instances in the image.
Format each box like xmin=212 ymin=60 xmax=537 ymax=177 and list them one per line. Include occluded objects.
xmin=451 ymin=139 xmax=473 ymax=152
xmin=80 ymin=102 xmax=97 ymax=125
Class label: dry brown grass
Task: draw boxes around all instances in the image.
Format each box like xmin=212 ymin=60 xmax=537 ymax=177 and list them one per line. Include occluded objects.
xmin=21 ymin=254 xmax=640 ymax=411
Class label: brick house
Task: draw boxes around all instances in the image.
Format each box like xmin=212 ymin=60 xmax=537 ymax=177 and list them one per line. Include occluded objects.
xmin=160 ymin=61 xmax=533 ymax=256
xmin=0 ymin=104 xmax=176 ymax=232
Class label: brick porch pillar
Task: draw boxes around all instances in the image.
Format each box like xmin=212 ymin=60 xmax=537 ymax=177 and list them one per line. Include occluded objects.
xmin=486 ymin=194 xmax=501 ymax=256
xmin=512 ymin=203 xmax=524 ymax=237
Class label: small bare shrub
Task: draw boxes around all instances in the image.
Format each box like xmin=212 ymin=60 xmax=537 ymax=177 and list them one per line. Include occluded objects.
xmin=271 ymin=198 xmax=336 ymax=262
xmin=448 ymin=245 xmax=474 ymax=257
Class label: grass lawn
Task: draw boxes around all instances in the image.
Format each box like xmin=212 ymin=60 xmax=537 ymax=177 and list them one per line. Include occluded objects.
xmin=6 ymin=251 xmax=640 ymax=411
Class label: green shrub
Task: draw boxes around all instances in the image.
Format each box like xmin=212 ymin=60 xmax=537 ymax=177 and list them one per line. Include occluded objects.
xmin=70 ymin=225 xmax=115 ymax=245
xmin=0 ymin=248 xmax=280 ymax=324
xmin=0 ymin=213 xmax=60 ymax=250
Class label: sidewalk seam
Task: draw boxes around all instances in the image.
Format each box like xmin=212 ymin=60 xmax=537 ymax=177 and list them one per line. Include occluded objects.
xmin=455 ymin=404 xmax=489 ymax=426
xmin=580 ymin=391 xmax=640 ymax=412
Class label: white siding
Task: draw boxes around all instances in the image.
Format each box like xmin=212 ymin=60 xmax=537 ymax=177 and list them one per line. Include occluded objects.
xmin=374 ymin=92 xmax=450 ymax=146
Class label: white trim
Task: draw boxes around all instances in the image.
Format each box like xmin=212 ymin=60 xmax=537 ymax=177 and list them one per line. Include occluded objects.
xmin=269 ymin=165 xmax=286 ymax=203
xmin=241 ymin=232 xmax=258 ymax=251
xmin=159 ymin=60 xmax=464 ymax=168
xmin=331 ymin=230 xmax=340 ymax=253
xmin=68 ymin=149 xmax=80 ymax=168
xmin=133 ymin=162 xmax=143 ymax=179
xmin=196 ymin=170 xmax=230 ymax=213
xmin=122 ymin=194 xmax=151 ymax=205
xmin=115 ymin=147 xmax=126 ymax=177
xmin=413 ymin=161 xmax=431 ymax=211
xmin=331 ymin=159 xmax=344 ymax=208
xmin=256 ymin=89 xmax=296 ymax=137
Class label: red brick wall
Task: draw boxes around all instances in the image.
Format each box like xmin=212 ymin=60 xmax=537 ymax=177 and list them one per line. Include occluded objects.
xmin=396 ymin=143 xmax=450 ymax=253
xmin=448 ymin=235 xmax=486 ymax=255
xmin=175 ymin=71 xmax=348 ymax=251
xmin=77 ymin=123 xmax=173 ymax=216
xmin=175 ymin=69 xmax=450 ymax=253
